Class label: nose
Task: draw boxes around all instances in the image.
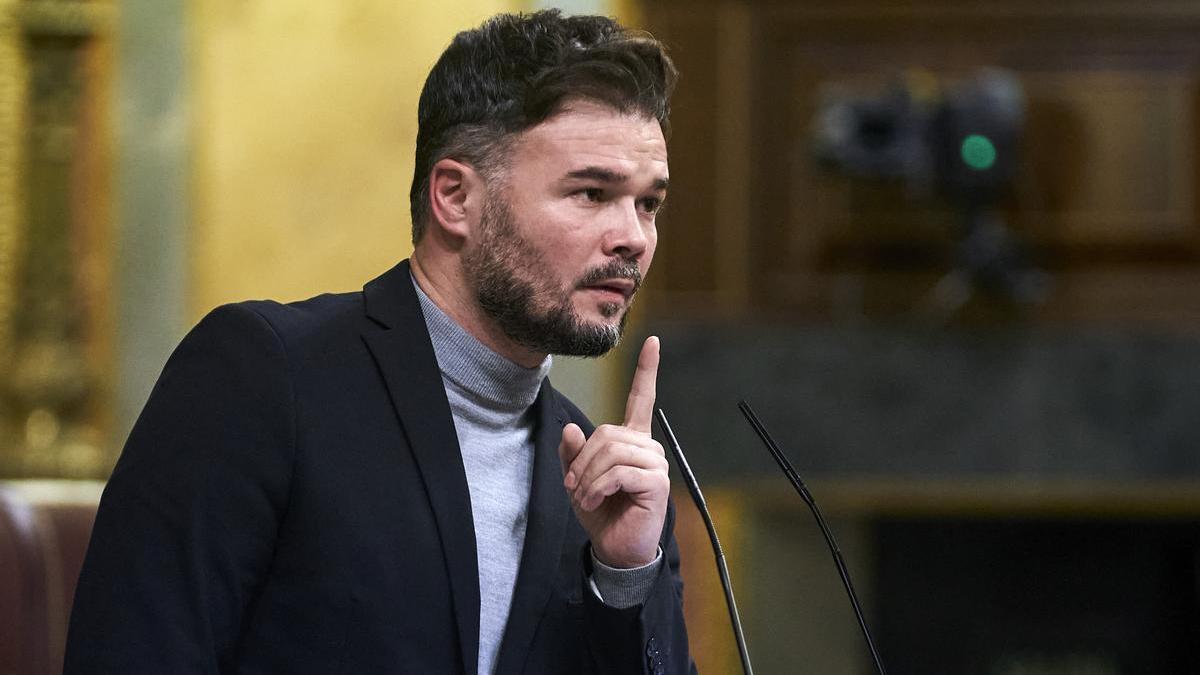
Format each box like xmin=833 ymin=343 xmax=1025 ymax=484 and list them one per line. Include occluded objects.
xmin=602 ymin=199 xmax=651 ymax=261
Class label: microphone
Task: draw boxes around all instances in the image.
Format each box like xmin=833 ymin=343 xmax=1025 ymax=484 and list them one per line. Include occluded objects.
xmin=654 ymin=408 xmax=754 ymax=675
xmin=738 ymin=400 xmax=888 ymax=675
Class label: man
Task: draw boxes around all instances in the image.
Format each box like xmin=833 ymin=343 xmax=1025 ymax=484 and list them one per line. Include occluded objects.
xmin=65 ymin=9 xmax=691 ymax=675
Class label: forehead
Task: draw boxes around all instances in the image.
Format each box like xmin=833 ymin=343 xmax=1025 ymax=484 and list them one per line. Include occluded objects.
xmin=509 ymin=101 xmax=668 ymax=176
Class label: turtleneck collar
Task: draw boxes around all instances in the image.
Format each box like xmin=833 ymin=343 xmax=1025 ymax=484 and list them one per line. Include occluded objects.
xmin=412 ymin=273 xmax=552 ymax=413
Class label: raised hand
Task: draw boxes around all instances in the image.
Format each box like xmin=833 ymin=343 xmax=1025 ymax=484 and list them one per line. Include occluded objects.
xmin=558 ymin=336 xmax=670 ymax=568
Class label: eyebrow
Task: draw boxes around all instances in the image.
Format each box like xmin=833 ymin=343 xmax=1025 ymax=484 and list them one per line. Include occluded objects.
xmin=564 ymin=166 xmax=669 ymax=191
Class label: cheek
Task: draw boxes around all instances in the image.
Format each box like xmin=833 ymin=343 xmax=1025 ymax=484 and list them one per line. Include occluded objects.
xmin=531 ymin=240 xmax=582 ymax=286
xmin=538 ymin=231 xmax=597 ymax=271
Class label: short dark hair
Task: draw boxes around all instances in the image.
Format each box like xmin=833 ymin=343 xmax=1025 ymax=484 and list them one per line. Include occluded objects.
xmin=409 ymin=10 xmax=677 ymax=244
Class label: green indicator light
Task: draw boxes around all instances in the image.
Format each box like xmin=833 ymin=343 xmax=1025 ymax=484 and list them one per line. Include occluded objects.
xmin=960 ymin=134 xmax=997 ymax=171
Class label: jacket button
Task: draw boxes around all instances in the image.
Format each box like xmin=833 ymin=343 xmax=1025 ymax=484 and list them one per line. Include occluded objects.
xmin=645 ymin=636 xmax=659 ymax=657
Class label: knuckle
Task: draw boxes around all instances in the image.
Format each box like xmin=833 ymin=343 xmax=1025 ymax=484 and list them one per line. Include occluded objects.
xmin=568 ymin=455 xmax=586 ymax=475
xmin=652 ymin=472 xmax=671 ymax=491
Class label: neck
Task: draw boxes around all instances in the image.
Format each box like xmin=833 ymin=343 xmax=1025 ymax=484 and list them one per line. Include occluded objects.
xmin=410 ymin=250 xmax=548 ymax=369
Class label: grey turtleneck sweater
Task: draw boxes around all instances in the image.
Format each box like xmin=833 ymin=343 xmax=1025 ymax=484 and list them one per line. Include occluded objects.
xmin=412 ymin=278 xmax=660 ymax=675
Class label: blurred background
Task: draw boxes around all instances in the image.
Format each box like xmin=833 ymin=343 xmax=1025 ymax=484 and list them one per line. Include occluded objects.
xmin=2 ymin=0 xmax=1200 ymax=673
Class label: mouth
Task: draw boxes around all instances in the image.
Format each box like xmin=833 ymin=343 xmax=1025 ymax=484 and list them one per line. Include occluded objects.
xmin=581 ymin=278 xmax=636 ymax=303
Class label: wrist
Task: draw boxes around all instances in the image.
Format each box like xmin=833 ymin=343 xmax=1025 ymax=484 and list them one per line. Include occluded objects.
xmin=592 ymin=544 xmax=658 ymax=570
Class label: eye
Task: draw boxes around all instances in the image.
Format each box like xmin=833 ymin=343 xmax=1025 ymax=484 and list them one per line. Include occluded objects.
xmin=574 ymin=187 xmax=604 ymax=203
xmin=638 ymin=196 xmax=664 ymax=214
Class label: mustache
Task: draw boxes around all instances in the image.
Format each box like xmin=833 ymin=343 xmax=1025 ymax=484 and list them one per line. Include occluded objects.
xmin=576 ymin=260 xmax=643 ymax=294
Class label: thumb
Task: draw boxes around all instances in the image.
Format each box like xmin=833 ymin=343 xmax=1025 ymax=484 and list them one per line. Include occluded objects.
xmin=558 ymin=423 xmax=586 ymax=487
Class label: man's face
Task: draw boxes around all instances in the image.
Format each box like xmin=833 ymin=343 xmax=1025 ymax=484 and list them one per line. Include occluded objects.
xmin=463 ymin=100 xmax=669 ymax=357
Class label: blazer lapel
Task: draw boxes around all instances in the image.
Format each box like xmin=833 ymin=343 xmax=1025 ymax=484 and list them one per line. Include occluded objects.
xmin=493 ymin=381 xmax=572 ymax=675
xmin=361 ymin=261 xmax=480 ymax=675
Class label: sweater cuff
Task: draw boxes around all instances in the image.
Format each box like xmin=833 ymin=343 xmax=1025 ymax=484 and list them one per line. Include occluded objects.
xmin=587 ymin=547 xmax=663 ymax=609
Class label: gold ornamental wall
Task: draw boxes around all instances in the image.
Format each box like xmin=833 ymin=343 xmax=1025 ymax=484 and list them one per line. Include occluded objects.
xmin=189 ymin=0 xmax=522 ymax=319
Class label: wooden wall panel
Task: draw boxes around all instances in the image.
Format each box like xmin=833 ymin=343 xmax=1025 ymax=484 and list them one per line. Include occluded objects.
xmin=643 ymin=9 xmax=722 ymax=302
xmin=641 ymin=0 xmax=1200 ymax=325
xmin=1021 ymin=71 xmax=1194 ymax=243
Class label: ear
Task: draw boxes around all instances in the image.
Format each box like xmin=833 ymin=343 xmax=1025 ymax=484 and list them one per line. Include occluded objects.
xmin=428 ymin=158 xmax=486 ymax=241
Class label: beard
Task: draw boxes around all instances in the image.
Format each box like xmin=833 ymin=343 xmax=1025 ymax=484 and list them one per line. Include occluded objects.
xmin=462 ymin=193 xmax=641 ymax=358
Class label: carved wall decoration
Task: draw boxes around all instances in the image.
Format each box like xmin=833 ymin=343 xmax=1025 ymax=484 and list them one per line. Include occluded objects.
xmin=0 ymin=0 xmax=114 ymax=478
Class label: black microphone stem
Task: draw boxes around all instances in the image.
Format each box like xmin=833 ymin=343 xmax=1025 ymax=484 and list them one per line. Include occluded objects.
xmin=738 ymin=400 xmax=888 ymax=675
xmin=654 ymin=408 xmax=754 ymax=675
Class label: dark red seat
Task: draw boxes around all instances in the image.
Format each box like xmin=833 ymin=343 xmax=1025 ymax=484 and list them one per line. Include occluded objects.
xmin=0 ymin=481 xmax=102 ymax=675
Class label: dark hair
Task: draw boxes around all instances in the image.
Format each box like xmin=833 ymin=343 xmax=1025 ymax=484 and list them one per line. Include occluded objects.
xmin=409 ymin=9 xmax=677 ymax=243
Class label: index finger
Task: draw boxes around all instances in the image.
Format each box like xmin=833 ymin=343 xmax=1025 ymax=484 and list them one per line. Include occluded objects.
xmin=623 ymin=336 xmax=660 ymax=434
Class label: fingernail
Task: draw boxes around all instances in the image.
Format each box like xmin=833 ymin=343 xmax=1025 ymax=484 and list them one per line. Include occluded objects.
xmin=564 ymin=471 xmax=576 ymax=489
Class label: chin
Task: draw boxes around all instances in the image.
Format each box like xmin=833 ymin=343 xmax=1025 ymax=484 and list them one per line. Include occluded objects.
xmin=585 ymin=303 xmax=626 ymax=323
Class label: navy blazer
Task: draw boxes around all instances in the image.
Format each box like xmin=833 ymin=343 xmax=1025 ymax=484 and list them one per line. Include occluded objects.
xmin=65 ymin=260 xmax=692 ymax=674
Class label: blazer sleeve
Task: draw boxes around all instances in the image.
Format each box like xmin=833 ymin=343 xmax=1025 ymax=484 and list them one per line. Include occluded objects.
xmin=64 ymin=303 xmax=296 ymax=674
xmin=581 ymin=499 xmax=695 ymax=675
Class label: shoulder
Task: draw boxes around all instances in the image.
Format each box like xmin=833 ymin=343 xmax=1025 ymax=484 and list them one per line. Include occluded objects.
xmin=187 ymin=291 xmax=369 ymax=359
xmin=232 ymin=292 xmax=363 ymax=340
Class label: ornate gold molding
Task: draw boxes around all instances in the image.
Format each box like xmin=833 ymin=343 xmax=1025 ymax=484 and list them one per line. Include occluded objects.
xmin=17 ymin=0 xmax=113 ymax=37
xmin=0 ymin=0 xmax=25 ymax=373
xmin=1 ymin=0 xmax=114 ymax=476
